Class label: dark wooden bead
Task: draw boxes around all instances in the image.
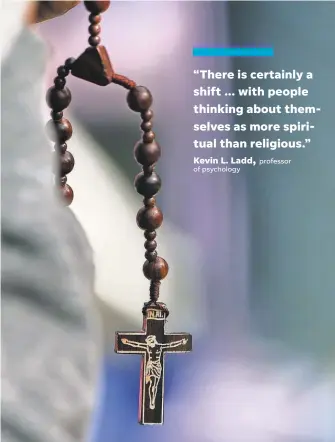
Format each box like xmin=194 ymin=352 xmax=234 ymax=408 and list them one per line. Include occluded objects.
xmin=54 ymin=77 xmax=66 ymax=90
xmin=60 ymin=151 xmax=75 ymax=175
xmin=46 ymin=86 xmax=71 ymax=111
xmin=89 ymin=13 xmax=102 ymax=24
xmin=136 ymin=206 xmax=163 ymax=230
xmin=65 ymin=57 xmax=76 ymax=68
xmin=57 ymin=66 xmax=69 ymax=77
xmin=53 ymin=151 xmax=73 ymax=176
xmin=141 ymin=110 xmax=153 ymax=121
xmin=127 ymin=86 xmax=153 ymax=112
xmin=144 ymin=231 xmax=156 ymax=241
xmin=89 ymin=24 xmax=101 ymax=36
xmin=51 ymin=111 xmax=63 ymax=121
xmin=145 ymin=251 xmax=157 ymax=262
xmin=142 ymin=131 xmax=155 ymax=144
xmin=56 ymin=143 xmax=68 ymax=154
xmin=84 ymin=1 xmax=111 ymax=14
xmin=134 ymin=140 xmax=161 ymax=166
xmin=46 ymin=119 xmax=73 ymax=143
xmin=134 ymin=171 xmax=161 ymax=197
xmin=88 ymin=35 xmax=101 ymax=46
xmin=57 ymin=119 xmax=73 ymax=143
xmin=143 ymin=257 xmax=169 ymax=281
xmin=144 ymin=240 xmax=157 ymax=252
xmin=61 ymin=184 xmax=74 ymax=206
xmin=141 ymin=121 xmax=152 ymax=132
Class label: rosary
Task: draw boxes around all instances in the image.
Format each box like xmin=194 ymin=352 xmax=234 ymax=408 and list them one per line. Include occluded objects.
xmin=45 ymin=1 xmax=192 ymax=425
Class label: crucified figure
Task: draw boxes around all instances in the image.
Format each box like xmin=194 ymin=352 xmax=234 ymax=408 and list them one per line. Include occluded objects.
xmin=121 ymin=335 xmax=188 ymax=409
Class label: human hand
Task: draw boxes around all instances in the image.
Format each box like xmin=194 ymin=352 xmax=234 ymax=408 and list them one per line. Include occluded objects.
xmin=34 ymin=1 xmax=81 ymax=24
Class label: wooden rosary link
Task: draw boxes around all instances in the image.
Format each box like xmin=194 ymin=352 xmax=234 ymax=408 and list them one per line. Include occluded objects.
xmin=127 ymin=87 xmax=169 ymax=315
xmin=45 ymin=2 xmax=110 ymax=205
xmin=46 ymin=58 xmax=76 ymax=206
xmin=85 ymin=1 xmax=105 ymax=47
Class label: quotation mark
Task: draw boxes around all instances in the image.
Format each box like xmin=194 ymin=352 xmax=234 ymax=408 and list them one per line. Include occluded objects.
xmin=193 ymin=70 xmax=234 ymax=95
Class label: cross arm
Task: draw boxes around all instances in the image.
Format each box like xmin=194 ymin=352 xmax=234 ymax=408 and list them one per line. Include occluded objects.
xmin=115 ymin=332 xmax=147 ymax=353
xmin=162 ymin=333 xmax=192 ymax=353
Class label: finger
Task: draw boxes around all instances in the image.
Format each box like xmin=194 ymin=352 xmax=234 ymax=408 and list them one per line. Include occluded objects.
xmin=35 ymin=1 xmax=81 ymax=23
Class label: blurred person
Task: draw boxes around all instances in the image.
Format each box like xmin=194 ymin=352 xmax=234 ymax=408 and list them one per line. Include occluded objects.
xmin=1 ymin=2 xmax=204 ymax=442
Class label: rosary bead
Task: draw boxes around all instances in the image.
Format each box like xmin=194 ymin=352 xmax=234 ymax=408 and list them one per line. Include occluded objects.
xmin=46 ymin=86 xmax=72 ymax=111
xmin=88 ymin=35 xmax=101 ymax=46
xmin=89 ymin=24 xmax=101 ymax=36
xmin=89 ymin=13 xmax=102 ymax=24
xmin=143 ymin=257 xmax=169 ymax=281
xmin=57 ymin=66 xmax=69 ymax=77
xmin=61 ymin=184 xmax=74 ymax=206
xmin=144 ymin=240 xmax=157 ymax=252
xmin=84 ymin=1 xmax=111 ymax=14
xmin=134 ymin=171 xmax=161 ymax=197
xmin=54 ymin=77 xmax=66 ymax=90
xmin=136 ymin=206 xmax=163 ymax=230
xmin=140 ymin=121 xmax=152 ymax=132
xmin=60 ymin=151 xmax=75 ymax=175
xmin=51 ymin=111 xmax=63 ymax=121
xmin=127 ymin=86 xmax=153 ymax=112
xmin=57 ymin=119 xmax=73 ymax=143
xmin=65 ymin=57 xmax=76 ymax=69
xmin=141 ymin=110 xmax=154 ymax=121
xmin=145 ymin=251 xmax=157 ymax=262
xmin=144 ymin=231 xmax=156 ymax=241
xmin=46 ymin=118 xmax=73 ymax=143
xmin=56 ymin=143 xmax=68 ymax=154
xmin=142 ymin=131 xmax=155 ymax=144
xmin=134 ymin=140 xmax=161 ymax=166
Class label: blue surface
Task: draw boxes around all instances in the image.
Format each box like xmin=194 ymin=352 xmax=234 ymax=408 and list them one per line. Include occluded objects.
xmin=193 ymin=47 xmax=274 ymax=57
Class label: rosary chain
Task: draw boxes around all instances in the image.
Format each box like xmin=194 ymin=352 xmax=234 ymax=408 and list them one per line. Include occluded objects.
xmin=127 ymin=87 xmax=170 ymax=314
xmin=84 ymin=1 xmax=111 ymax=47
xmin=45 ymin=58 xmax=76 ymax=206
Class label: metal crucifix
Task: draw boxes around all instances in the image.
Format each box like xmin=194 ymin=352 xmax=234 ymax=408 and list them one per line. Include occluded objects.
xmin=115 ymin=303 xmax=192 ymax=425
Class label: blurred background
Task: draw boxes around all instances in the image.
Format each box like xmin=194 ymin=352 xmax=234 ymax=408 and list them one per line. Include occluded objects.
xmin=13 ymin=1 xmax=335 ymax=441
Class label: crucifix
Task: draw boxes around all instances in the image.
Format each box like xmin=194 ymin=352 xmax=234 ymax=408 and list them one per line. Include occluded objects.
xmin=45 ymin=1 xmax=193 ymax=424
xmin=115 ymin=304 xmax=192 ymax=425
